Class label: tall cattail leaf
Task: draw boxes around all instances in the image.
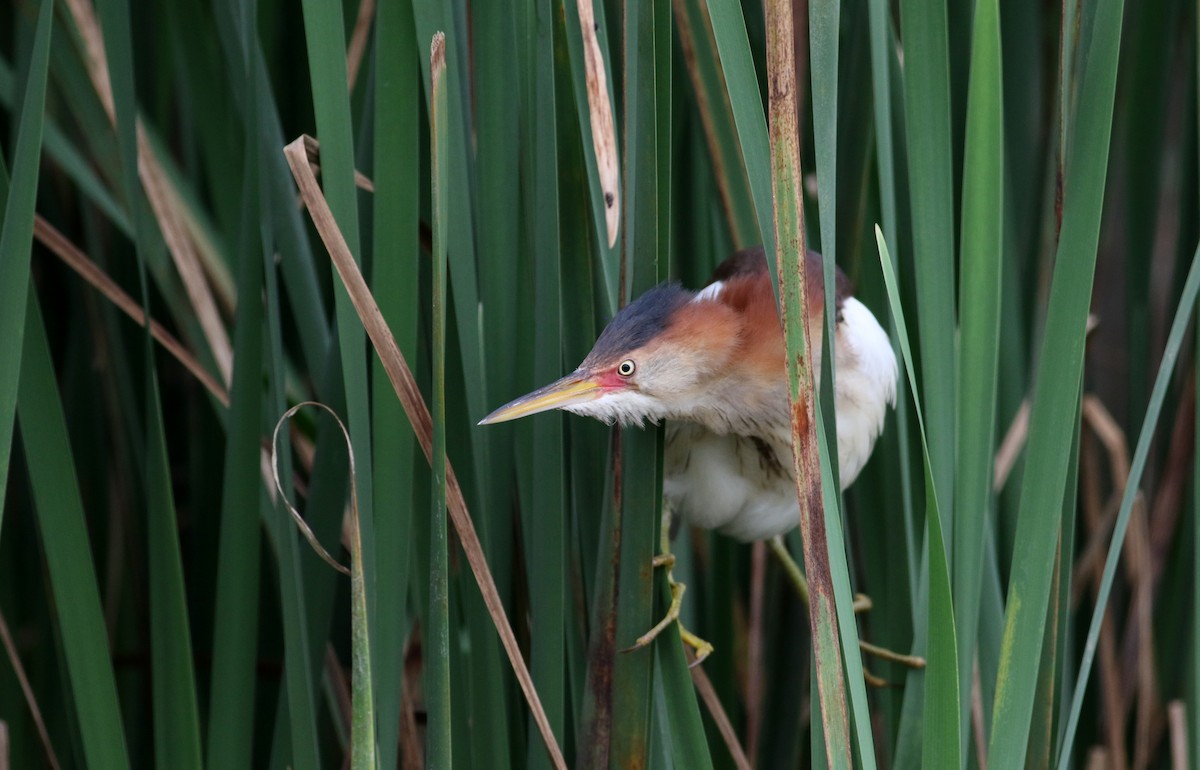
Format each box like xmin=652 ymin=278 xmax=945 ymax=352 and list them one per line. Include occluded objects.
xmin=874 ymin=229 xmax=961 ymax=770
xmin=523 ymin=0 xmax=568 ymax=764
xmin=1194 ymin=238 xmax=1200 ymax=770
xmin=610 ymin=0 xmax=670 ymax=764
xmin=297 ymin=0 xmax=378 ymax=722
xmin=765 ymin=0 xmax=851 ymax=763
xmin=806 ymin=0 xmax=879 ymax=762
xmin=427 ymin=32 xmax=453 ymax=768
xmin=370 ymin=1 xmax=420 ymax=766
xmin=987 ymin=0 xmax=1127 ymax=762
xmin=899 ymin=0 xmax=956 ymax=539
xmin=701 ymin=0 xmax=777 ymax=260
xmin=0 ymin=0 xmax=52 ymax=524
xmin=18 ymin=295 xmax=132 ymax=770
xmin=206 ymin=173 xmax=265 ymax=770
xmin=672 ymin=0 xmax=758 ymax=248
xmin=204 ymin=1 xmax=268 ymax=763
xmin=954 ymin=0 xmax=1004 ymax=760
xmin=90 ymin=0 xmax=208 ymax=759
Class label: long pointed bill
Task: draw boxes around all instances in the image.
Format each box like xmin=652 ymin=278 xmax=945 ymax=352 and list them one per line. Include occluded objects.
xmin=478 ymin=370 xmax=602 ymax=425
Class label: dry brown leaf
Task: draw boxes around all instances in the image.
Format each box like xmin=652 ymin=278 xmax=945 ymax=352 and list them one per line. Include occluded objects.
xmin=283 ymin=134 xmax=567 ymax=770
xmin=575 ymin=0 xmax=620 ymax=247
xmin=994 ymin=400 xmax=1030 ymax=491
xmin=1168 ymin=701 xmax=1188 ymax=770
xmin=745 ymin=539 xmax=766 ymax=765
xmin=691 ymin=663 xmax=751 ymax=770
xmin=346 ymin=0 xmax=376 ymax=90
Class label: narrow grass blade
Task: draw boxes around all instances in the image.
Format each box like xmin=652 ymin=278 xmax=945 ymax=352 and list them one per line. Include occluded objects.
xmin=206 ymin=167 xmax=265 ymax=769
xmin=987 ymin=0 xmax=1126 ymax=762
xmin=864 ymin=15 xmax=921 ymax=757
xmin=805 ymin=0 xmax=879 ymax=763
xmin=204 ymin=11 xmax=267 ymax=763
xmin=427 ymin=32 xmax=452 ymax=768
xmin=18 ymin=293 xmax=131 ymax=770
xmin=0 ymin=0 xmax=52 ymax=523
xmin=765 ymin=0 xmax=850 ymax=762
xmin=701 ymin=0 xmax=776 ymax=254
xmin=510 ymin=0 xmax=570 ymax=764
xmin=410 ymin=0 xmax=492 ymax=489
xmin=272 ymin=403 xmax=377 ymax=770
xmin=875 ymin=228 xmax=960 ymax=770
xmin=370 ymin=1 xmax=420 ymax=766
xmin=89 ymin=0 xmax=208 ymax=760
xmin=673 ymin=0 xmax=758 ymax=247
xmin=1056 ymin=244 xmax=1200 ymax=768
xmin=1194 ymin=233 xmax=1200 ymax=770
xmin=899 ymin=0 xmax=956 ymax=531
xmin=654 ymin=612 xmax=714 ymax=770
xmin=954 ymin=0 xmax=1004 ymax=759
xmin=610 ymin=0 xmax=670 ymax=764
xmin=143 ymin=371 xmax=204 ymax=770
xmin=298 ymin=0 xmax=378 ymax=726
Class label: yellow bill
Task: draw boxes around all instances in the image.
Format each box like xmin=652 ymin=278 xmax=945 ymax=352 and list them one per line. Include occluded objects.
xmin=478 ymin=371 xmax=602 ymax=425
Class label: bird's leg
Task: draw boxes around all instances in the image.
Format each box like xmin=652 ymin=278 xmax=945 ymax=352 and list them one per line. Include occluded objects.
xmin=621 ymin=504 xmax=714 ymax=666
xmin=767 ymin=536 xmax=871 ymax=612
xmin=768 ymin=536 xmax=925 ymax=678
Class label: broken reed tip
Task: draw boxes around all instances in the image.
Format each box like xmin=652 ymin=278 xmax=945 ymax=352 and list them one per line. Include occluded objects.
xmin=431 ymin=31 xmax=445 ymax=69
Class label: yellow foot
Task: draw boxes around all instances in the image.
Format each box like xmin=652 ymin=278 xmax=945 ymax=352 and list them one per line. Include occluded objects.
xmin=768 ymin=535 xmax=923 ymax=677
xmin=681 ymin=627 xmax=714 ymax=667
xmin=859 ymin=639 xmax=925 ymax=670
xmin=620 ymin=551 xmax=715 ymax=666
xmin=863 ymin=667 xmax=891 ymax=688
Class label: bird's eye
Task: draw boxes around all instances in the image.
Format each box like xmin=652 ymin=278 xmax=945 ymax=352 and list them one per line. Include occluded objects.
xmin=617 ymin=359 xmax=636 ymax=377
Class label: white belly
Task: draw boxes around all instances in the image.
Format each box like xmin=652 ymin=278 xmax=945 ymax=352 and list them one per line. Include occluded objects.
xmin=664 ymin=424 xmax=800 ymax=542
xmin=663 ymin=296 xmax=897 ymax=542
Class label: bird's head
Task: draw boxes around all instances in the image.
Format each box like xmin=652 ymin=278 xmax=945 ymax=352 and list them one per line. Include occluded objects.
xmin=479 ymin=283 xmax=742 ymax=427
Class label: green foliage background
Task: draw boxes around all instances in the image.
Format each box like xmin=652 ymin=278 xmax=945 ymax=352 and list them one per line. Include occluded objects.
xmin=0 ymin=0 xmax=1198 ymax=766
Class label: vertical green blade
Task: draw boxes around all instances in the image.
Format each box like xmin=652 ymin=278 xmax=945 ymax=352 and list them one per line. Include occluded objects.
xmin=524 ymin=0 xmax=567 ymax=764
xmin=0 ymin=0 xmax=52 ymax=524
xmin=611 ymin=0 xmax=671 ymax=764
xmin=427 ymin=31 xmax=452 ymax=769
xmin=701 ymin=0 xmax=777 ymax=257
xmin=370 ymin=1 xmax=420 ymax=767
xmin=954 ymin=0 xmax=1004 ymax=760
xmin=206 ymin=171 xmax=265 ymax=768
xmin=875 ymin=229 xmax=961 ymax=770
xmin=19 ymin=293 xmax=132 ymax=770
xmin=673 ymin=0 xmax=758 ymax=248
xmin=91 ymin=0 xmax=207 ymax=758
xmin=765 ymin=0 xmax=851 ymax=763
xmin=987 ymin=0 xmax=1126 ymax=763
xmin=899 ymin=0 xmax=956 ymax=535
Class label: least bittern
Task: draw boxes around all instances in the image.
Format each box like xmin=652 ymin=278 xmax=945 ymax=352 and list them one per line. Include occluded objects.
xmin=481 ymin=247 xmax=918 ymax=674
